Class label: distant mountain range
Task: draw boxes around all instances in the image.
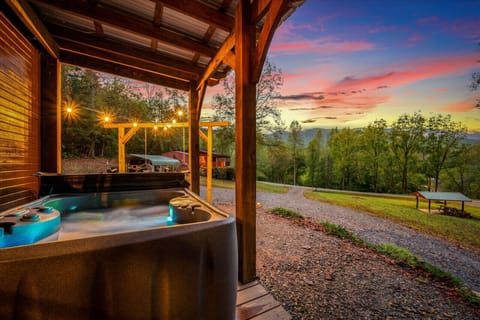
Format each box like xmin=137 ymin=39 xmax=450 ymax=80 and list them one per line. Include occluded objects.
xmin=274 ymin=128 xmax=480 ymax=145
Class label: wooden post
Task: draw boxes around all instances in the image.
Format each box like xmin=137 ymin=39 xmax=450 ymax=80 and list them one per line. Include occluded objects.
xmin=207 ymin=126 xmax=213 ymax=202
xmin=189 ymin=82 xmax=200 ymax=194
xmin=235 ymin=0 xmax=257 ymax=284
xmin=41 ymin=55 xmax=61 ymax=173
xmin=118 ymin=127 xmax=125 ymax=172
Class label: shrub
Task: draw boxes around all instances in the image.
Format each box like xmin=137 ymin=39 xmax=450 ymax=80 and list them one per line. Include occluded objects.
xmin=270 ymin=207 xmax=304 ymax=220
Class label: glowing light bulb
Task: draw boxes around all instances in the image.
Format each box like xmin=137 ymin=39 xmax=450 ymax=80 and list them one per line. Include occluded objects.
xmin=133 ymin=122 xmax=138 ymax=127
xmin=172 ymin=119 xmax=176 ymax=124
xmin=178 ymin=110 xmax=183 ymax=116
xmin=66 ymin=107 xmax=73 ymax=113
xmin=104 ymin=116 xmax=110 ymax=123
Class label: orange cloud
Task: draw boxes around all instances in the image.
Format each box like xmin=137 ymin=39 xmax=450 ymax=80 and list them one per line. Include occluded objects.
xmin=437 ymin=99 xmax=477 ymax=113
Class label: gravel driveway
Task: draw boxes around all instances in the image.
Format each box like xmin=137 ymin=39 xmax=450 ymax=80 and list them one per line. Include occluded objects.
xmin=201 ymin=186 xmax=480 ymax=293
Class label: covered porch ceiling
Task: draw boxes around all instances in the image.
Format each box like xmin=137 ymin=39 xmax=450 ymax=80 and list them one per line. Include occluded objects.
xmin=5 ymin=0 xmax=305 ymax=284
xmin=9 ymin=0 xmax=303 ymax=92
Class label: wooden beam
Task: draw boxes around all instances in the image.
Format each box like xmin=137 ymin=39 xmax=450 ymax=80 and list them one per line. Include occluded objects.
xmin=189 ymin=82 xmax=201 ymax=194
xmin=118 ymin=127 xmax=126 ymax=172
xmin=31 ymin=0 xmax=217 ymax=57
xmin=41 ymin=55 xmax=61 ymax=173
xmin=155 ymin=0 xmax=234 ymax=32
xmin=235 ymin=0 xmax=257 ymax=284
xmin=251 ymin=0 xmax=271 ymax=23
xmin=120 ymin=127 xmax=139 ymax=145
xmin=197 ymin=33 xmax=235 ymax=91
xmin=206 ymin=126 xmax=213 ymax=203
xmin=253 ymin=0 xmax=288 ymax=82
xmin=60 ymin=51 xmax=191 ymax=91
xmin=223 ymin=51 xmax=236 ymax=69
xmin=5 ymin=0 xmax=59 ymax=58
xmin=104 ymin=121 xmax=228 ymax=129
xmin=153 ymin=1 xmax=163 ymax=26
xmin=57 ymin=38 xmax=196 ymax=83
xmin=49 ymin=25 xmax=205 ymax=80
xmin=196 ymin=80 xmax=208 ymax=115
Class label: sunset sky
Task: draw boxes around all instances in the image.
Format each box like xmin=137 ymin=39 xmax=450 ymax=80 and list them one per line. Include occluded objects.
xmin=204 ymin=0 xmax=480 ymax=131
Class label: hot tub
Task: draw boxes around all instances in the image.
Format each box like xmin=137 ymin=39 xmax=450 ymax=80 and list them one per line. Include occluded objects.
xmin=0 ymin=173 xmax=237 ymax=320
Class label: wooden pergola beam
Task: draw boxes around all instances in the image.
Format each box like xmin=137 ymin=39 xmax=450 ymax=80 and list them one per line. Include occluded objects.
xmin=5 ymin=0 xmax=59 ymax=58
xmin=60 ymin=51 xmax=191 ymax=91
xmin=31 ymin=0 xmax=217 ymax=58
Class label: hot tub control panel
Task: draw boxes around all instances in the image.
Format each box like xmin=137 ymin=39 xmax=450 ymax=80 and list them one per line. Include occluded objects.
xmin=0 ymin=206 xmax=61 ymax=248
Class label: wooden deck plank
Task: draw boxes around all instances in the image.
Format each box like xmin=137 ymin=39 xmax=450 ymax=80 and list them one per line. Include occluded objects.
xmin=236 ymin=281 xmax=291 ymax=320
xmin=236 ymin=294 xmax=279 ymax=319
xmin=237 ymin=283 xmax=268 ymax=305
xmin=250 ymin=305 xmax=292 ymax=320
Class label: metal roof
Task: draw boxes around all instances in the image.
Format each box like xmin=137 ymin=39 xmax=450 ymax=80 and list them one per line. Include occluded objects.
xmin=9 ymin=0 xmax=304 ymax=91
xmin=413 ymin=191 xmax=472 ymax=202
xmin=128 ymin=154 xmax=180 ymax=166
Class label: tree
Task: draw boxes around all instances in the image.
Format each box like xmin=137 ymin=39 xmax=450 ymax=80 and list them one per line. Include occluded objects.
xmin=328 ymin=128 xmax=361 ymax=190
xmin=288 ymin=120 xmax=304 ymax=185
xmin=212 ymin=58 xmax=284 ymax=142
xmin=470 ymin=43 xmax=480 ymax=109
xmin=470 ymin=72 xmax=480 ymax=109
xmin=361 ymin=119 xmax=388 ymax=192
xmin=425 ymin=114 xmax=466 ymax=191
xmin=257 ymin=132 xmax=291 ymax=183
xmin=390 ymin=112 xmax=426 ymax=193
xmin=305 ymin=129 xmax=322 ymax=187
xmin=443 ymin=142 xmax=480 ymax=198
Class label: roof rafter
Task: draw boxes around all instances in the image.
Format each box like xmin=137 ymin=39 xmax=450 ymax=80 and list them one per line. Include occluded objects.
xmin=154 ymin=0 xmax=234 ymax=32
xmin=30 ymin=0 xmax=217 ymax=57
xmin=5 ymin=0 xmax=59 ymax=57
xmin=60 ymin=51 xmax=191 ymax=91
xmin=48 ymin=24 xmax=227 ymax=82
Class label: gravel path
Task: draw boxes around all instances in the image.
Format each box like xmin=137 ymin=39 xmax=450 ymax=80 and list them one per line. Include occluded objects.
xmin=201 ymin=186 xmax=480 ymax=293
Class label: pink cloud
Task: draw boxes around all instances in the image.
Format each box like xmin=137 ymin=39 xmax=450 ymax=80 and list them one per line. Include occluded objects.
xmin=271 ymin=39 xmax=375 ymax=55
xmin=327 ymin=53 xmax=478 ymax=93
xmin=369 ymin=25 xmax=398 ymax=34
xmin=437 ymin=99 xmax=477 ymax=113
xmin=407 ymin=33 xmax=424 ymax=46
xmin=443 ymin=18 xmax=480 ymax=40
xmin=417 ymin=16 xmax=440 ymax=25
xmin=434 ymin=88 xmax=449 ymax=93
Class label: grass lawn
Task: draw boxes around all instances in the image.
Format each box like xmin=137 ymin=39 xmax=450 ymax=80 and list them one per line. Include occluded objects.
xmin=304 ymin=190 xmax=480 ymax=251
xmin=199 ymin=177 xmax=289 ymax=193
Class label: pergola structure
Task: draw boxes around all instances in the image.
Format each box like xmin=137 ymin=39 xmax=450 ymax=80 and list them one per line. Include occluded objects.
xmin=1 ymin=0 xmax=304 ymax=283
xmin=104 ymin=120 xmax=229 ymax=203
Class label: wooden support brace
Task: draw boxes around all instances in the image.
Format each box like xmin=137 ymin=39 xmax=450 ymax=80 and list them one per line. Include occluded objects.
xmin=120 ymin=127 xmax=139 ymax=145
xmin=5 ymin=0 xmax=60 ymax=58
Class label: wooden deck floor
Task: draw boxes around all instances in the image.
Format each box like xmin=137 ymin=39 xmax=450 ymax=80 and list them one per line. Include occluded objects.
xmin=236 ymin=280 xmax=291 ymax=320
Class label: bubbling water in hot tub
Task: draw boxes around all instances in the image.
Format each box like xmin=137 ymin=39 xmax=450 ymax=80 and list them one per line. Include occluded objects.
xmin=58 ymin=204 xmax=172 ymax=240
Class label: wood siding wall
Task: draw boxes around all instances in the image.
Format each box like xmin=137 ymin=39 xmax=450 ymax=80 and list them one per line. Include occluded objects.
xmin=0 ymin=12 xmax=41 ymax=211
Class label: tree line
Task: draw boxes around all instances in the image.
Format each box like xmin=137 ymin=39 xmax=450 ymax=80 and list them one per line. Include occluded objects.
xmin=61 ymin=65 xmax=188 ymax=159
xmin=254 ymin=114 xmax=480 ymax=198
